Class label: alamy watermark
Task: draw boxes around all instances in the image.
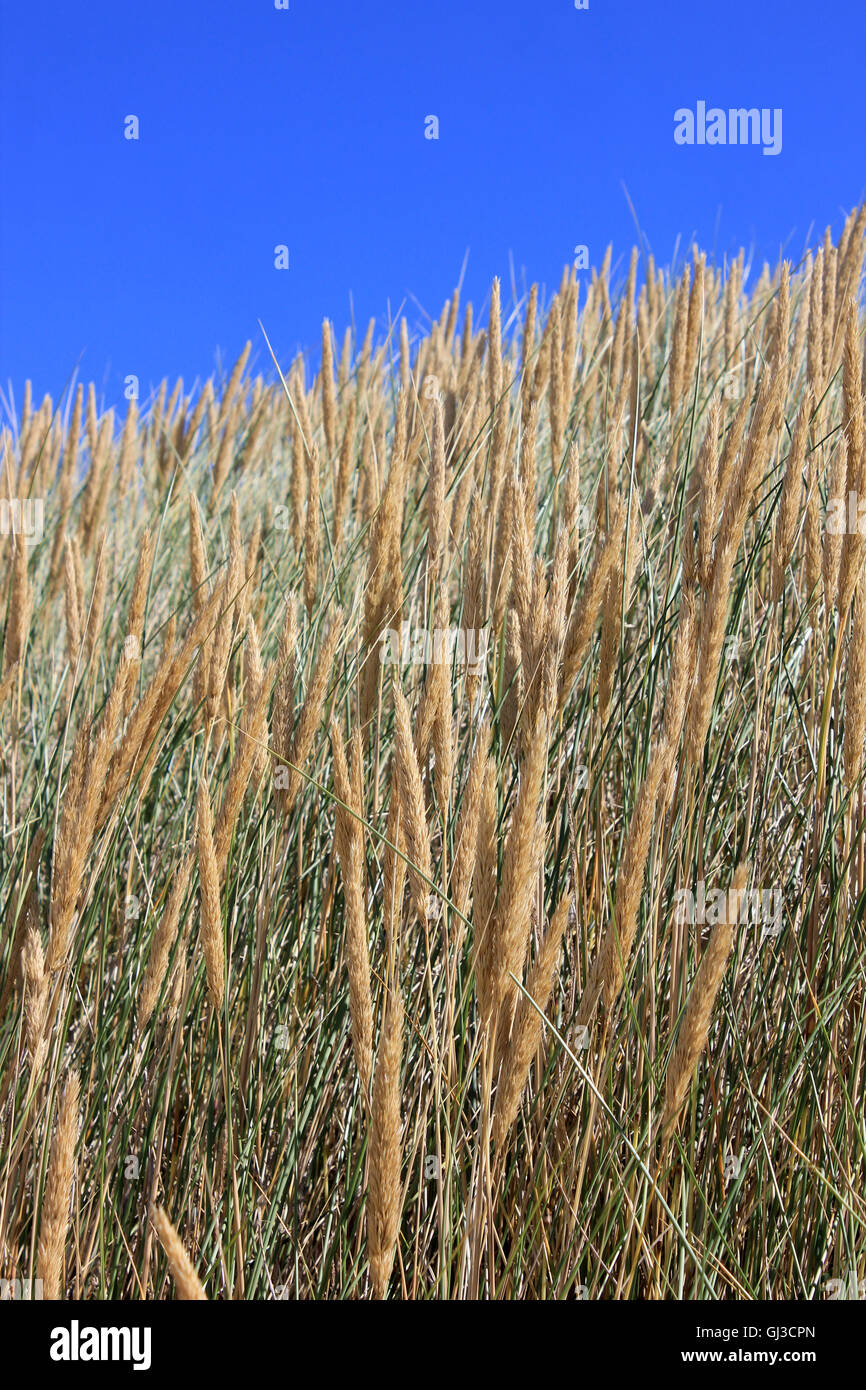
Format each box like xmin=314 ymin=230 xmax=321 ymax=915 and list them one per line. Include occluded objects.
xmin=674 ymin=103 xmax=782 ymax=156
xmin=50 ymin=1321 xmax=151 ymax=1371
xmin=0 ymin=497 xmax=44 ymax=546
xmin=673 ymin=879 xmax=783 ymax=937
xmin=377 ymin=623 xmax=488 ymax=675
xmin=1 ymin=1277 xmax=43 ymax=1300
xmin=825 ymin=491 xmax=866 ymax=535
xmin=825 ymin=1269 xmax=865 ymax=1299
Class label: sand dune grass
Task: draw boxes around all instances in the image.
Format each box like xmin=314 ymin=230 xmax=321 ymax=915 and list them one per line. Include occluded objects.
xmin=2 ymin=210 xmax=866 ymax=1297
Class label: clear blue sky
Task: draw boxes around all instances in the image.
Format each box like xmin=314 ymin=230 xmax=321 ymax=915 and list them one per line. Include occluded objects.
xmin=1 ymin=0 xmax=864 ymax=412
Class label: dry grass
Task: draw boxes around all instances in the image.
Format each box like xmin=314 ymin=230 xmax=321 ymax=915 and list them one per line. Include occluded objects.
xmin=2 ymin=208 xmax=866 ymax=1299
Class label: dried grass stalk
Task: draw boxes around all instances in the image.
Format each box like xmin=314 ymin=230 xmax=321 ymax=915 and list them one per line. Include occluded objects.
xmin=151 ymin=1206 xmax=207 ymax=1300
xmin=37 ymin=1071 xmax=81 ymax=1299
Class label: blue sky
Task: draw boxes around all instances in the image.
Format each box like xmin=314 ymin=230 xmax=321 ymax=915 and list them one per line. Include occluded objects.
xmin=1 ymin=0 xmax=864 ymax=412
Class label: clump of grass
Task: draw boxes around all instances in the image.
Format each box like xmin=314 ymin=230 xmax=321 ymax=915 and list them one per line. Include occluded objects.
xmin=2 ymin=207 xmax=866 ymax=1300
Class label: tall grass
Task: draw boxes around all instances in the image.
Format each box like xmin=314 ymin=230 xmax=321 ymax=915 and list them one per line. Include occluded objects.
xmin=2 ymin=209 xmax=866 ymax=1298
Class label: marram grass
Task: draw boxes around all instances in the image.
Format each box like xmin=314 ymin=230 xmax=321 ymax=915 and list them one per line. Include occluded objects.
xmin=2 ymin=210 xmax=866 ymax=1299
